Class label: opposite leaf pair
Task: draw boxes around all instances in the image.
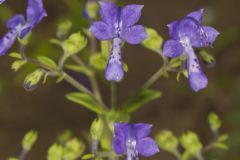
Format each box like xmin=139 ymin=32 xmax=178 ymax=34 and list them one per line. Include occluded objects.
xmin=90 ymin=2 xmax=219 ymax=92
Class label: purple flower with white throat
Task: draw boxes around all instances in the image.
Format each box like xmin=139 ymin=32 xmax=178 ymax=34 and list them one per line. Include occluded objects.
xmin=113 ymin=123 xmax=159 ymax=160
xmin=163 ymin=9 xmax=219 ymax=92
xmin=0 ymin=0 xmax=47 ymax=55
xmin=90 ymin=2 xmax=147 ymax=82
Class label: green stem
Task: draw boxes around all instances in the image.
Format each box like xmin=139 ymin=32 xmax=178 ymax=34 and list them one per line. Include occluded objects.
xmin=70 ymin=55 xmax=104 ymax=106
xmin=173 ymin=150 xmax=182 ymax=160
xmin=89 ymin=75 xmax=102 ymax=103
xmin=19 ymin=150 xmax=27 ymax=160
xmin=142 ymin=68 xmax=163 ymax=89
xmin=62 ymin=72 xmax=95 ymax=96
xmin=110 ymin=82 xmax=117 ymax=109
xmin=142 ymin=51 xmax=168 ymax=89
xmin=196 ymin=153 xmax=204 ymax=160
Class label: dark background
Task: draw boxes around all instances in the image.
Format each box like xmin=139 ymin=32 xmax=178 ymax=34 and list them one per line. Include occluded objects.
xmin=0 ymin=0 xmax=239 ymax=159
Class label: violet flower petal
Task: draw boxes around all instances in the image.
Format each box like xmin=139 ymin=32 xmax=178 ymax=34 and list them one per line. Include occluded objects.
xmin=99 ymin=1 xmax=119 ymax=26
xmin=186 ymin=8 xmax=204 ymax=22
xmin=167 ymin=21 xmax=179 ymax=40
xmin=203 ymin=26 xmax=220 ymax=46
xmin=137 ymin=137 xmax=159 ymax=157
xmin=105 ymin=38 xmax=124 ymax=82
xmin=163 ymin=40 xmax=184 ymax=58
xmin=121 ymin=4 xmax=144 ymax=28
xmin=113 ymin=135 xmax=127 ymax=154
xmin=90 ymin=21 xmax=114 ymax=40
xmin=122 ymin=25 xmax=147 ymax=44
xmin=0 ymin=29 xmax=18 ymax=55
xmin=26 ymin=0 xmax=47 ymax=24
xmin=0 ymin=0 xmax=5 ymax=4
xmin=105 ymin=61 xmax=124 ymax=82
xmin=178 ymin=17 xmax=207 ymax=47
xmin=133 ymin=123 xmax=152 ymax=139
xmin=7 ymin=14 xmax=25 ymax=30
xmin=186 ymin=46 xmax=208 ymax=92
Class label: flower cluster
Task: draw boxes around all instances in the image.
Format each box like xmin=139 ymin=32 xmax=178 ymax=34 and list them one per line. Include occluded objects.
xmin=0 ymin=0 xmax=47 ymax=55
xmin=163 ymin=9 xmax=219 ymax=92
xmin=113 ymin=123 xmax=159 ymax=160
xmin=90 ymin=1 xmax=147 ymax=82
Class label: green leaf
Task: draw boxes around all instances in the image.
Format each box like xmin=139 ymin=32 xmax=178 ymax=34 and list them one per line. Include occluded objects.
xmin=47 ymin=144 xmax=64 ymax=160
xmin=11 ymin=60 xmax=27 ymax=72
xmin=56 ymin=74 xmax=66 ymax=83
xmin=121 ymin=89 xmax=162 ymax=113
xmin=208 ymin=112 xmax=222 ymax=132
xmin=212 ymin=142 xmax=228 ymax=150
xmin=63 ymin=138 xmax=85 ymax=160
xmin=218 ymin=134 xmax=229 ymax=142
xmin=22 ymin=130 xmax=38 ymax=151
xmin=63 ymin=32 xmax=87 ymax=55
xmin=8 ymin=157 xmax=18 ymax=160
xmin=90 ymin=53 xmax=107 ymax=71
xmin=141 ymin=27 xmax=163 ymax=53
xmin=82 ymin=154 xmax=94 ymax=160
xmin=155 ymin=130 xmax=178 ymax=153
xmin=65 ymin=65 xmax=93 ymax=76
xmin=9 ymin=52 xmax=22 ymax=59
xmin=90 ymin=118 xmax=104 ymax=140
xmin=66 ymin=92 xmax=104 ymax=114
xmin=123 ymin=63 xmax=128 ymax=72
xmin=37 ymin=56 xmax=58 ymax=69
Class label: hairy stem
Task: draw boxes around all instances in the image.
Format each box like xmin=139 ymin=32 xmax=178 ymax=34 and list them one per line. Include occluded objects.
xmin=19 ymin=150 xmax=27 ymax=160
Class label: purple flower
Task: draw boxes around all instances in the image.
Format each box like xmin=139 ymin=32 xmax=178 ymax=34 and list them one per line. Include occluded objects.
xmin=0 ymin=0 xmax=47 ymax=55
xmin=0 ymin=0 xmax=6 ymax=4
xmin=163 ymin=9 xmax=219 ymax=92
xmin=90 ymin=2 xmax=147 ymax=82
xmin=113 ymin=123 xmax=159 ymax=160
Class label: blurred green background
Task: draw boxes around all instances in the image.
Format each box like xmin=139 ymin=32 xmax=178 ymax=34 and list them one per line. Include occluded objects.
xmin=0 ymin=0 xmax=239 ymax=159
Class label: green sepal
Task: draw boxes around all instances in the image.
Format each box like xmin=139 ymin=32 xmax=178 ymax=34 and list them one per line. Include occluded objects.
xmin=208 ymin=112 xmax=222 ymax=132
xmin=90 ymin=118 xmax=104 ymax=140
xmin=47 ymin=144 xmax=64 ymax=160
xmin=57 ymin=20 xmax=72 ymax=38
xmin=9 ymin=52 xmax=22 ymax=59
xmin=155 ymin=130 xmax=178 ymax=154
xmin=22 ymin=130 xmax=38 ymax=151
xmin=63 ymin=138 xmax=85 ymax=160
xmin=37 ymin=56 xmax=58 ymax=70
xmin=90 ymin=53 xmax=107 ymax=71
